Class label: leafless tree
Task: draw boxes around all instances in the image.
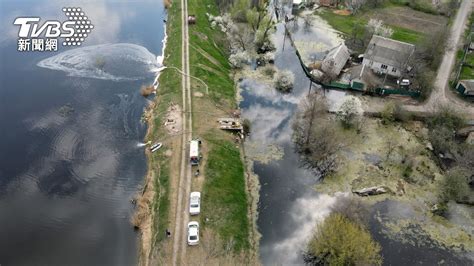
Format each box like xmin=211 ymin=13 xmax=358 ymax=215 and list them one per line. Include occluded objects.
xmin=293 ymin=93 xmax=345 ymax=179
xmin=331 ymin=195 xmax=370 ymax=226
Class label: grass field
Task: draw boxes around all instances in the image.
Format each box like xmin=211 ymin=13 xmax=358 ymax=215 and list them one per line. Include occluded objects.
xmin=186 ymin=0 xmax=251 ymax=252
xmin=318 ymin=10 xmax=422 ymax=44
xmin=201 ymin=138 xmax=250 ymax=251
xmin=187 ymin=0 xmax=236 ymax=106
xmin=317 ymin=4 xmax=445 ymax=45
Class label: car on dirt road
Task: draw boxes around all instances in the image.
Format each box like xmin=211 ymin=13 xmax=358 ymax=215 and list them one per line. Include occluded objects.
xmin=189 ymin=192 xmax=201 ymax=215
xmin=187 ymin=221 xmax=199 ymax=245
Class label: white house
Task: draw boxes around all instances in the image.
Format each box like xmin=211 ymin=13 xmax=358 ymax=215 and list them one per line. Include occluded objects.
xmin=362 ymin=35 xmax=415 ymax=78
xmin=322 ymin=43 xmax=350 ymax=77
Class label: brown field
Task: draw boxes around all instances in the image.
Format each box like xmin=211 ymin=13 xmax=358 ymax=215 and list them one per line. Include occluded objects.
xmin=371 ymin=6 xmax=448 ymax=34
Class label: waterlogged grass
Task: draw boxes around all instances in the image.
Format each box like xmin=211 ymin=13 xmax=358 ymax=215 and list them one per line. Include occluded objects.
xmin=187 ymin=0 xmax=235 ymax=105
xmin=318 ymin=9 xmax=422 ymax=44
xmin=202 ymin=138 xmax=250 ymax=251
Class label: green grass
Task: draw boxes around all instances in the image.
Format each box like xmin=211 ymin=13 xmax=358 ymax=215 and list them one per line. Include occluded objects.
xmin=187 ymin=0 xmax=251 ymax=252
xmin=318 ymin=8 xmax=423 ymax=44
xmin=148 ymin=0 xmax=182 ymax=245
xmin=201 ymin=138 xmax=250 ymax=252
xmin=187 ymin=0 xmax=236 ymax=105
xmin=153 ymin=160 xmax=171 ymax=243
xmin=459 ymin=65 xmax=474 ymax=80
xmin=148 ymin=0 xmax=251 ymax=253
xmin=464 ymin=53 xmax=474 ymax=66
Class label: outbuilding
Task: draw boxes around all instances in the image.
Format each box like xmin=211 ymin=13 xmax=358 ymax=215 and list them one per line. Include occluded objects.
xmin=456 ymin=79 xmax=474 ymax=97
xmin=321 ymin=43 xmax=350 ymax=77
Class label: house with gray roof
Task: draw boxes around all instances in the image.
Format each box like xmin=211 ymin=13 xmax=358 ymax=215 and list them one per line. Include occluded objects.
xmin=322 ymin=43 xmax=350 ymax=77
xmin=456 ymin=80 xmax=474 ymax=97
xmin=362 ymin=35 xmax=415 ymax=78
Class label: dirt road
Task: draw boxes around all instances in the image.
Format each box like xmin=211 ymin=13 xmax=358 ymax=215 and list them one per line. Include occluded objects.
xmin=405 ymin=0 xmax=474 ymax=119
xmin=171 ymin=0 xmax=193 ymax=263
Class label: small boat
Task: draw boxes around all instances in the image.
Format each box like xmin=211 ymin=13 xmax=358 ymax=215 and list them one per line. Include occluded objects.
xmin=150 ymin=142 xmax=163 ymax=153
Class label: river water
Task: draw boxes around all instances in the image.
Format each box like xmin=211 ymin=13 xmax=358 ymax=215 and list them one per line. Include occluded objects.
xmin=240 ymin=13 xmax=472 ymax=265
xmin=0 ymin=0 xmax=165 ymax=264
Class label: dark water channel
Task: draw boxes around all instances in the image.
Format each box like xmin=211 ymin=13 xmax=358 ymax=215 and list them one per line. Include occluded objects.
xmin=0 ymin=0 xmax=165 ymax=265
xmin=240 ymin=12 xmax=472 ymax=265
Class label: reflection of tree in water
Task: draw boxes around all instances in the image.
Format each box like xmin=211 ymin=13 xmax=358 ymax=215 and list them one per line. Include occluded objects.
xmin=94 ymin=56 xmax=106 ymax=70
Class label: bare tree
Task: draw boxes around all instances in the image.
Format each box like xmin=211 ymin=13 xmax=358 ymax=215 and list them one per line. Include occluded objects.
xmin=293 ymin=93 xmax=345 ymax=179
xmin=331 ymin=195 xmax=370 ymax=226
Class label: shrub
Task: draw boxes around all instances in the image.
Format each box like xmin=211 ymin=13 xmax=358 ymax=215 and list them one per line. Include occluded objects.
xmin=274 ymin=70 xmax=295 ymax=92
xmin=229 ymin=51 xmax=250 ymax=69
xmin=381 ymin=102 xmax=396 ymax=125
xmin=440 ymin=167 xmax=470 ymax=203
xmin=304 ymin=213 xmax=382 ymax=266
xmin=140 ymin=85 xmax=155 ymax=97
xmin=242 ymin=119 xmax=251 ymax=135
xmin=262 ymin=65 xmax=276 ymax=78
xmin=336 ymin=96 xmax=363 ymax=129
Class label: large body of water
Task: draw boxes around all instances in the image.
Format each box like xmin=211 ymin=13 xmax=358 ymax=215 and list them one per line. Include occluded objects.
xmin=240 ymin=7 xmax=472 ymax=265
xmin=0 ymin=0 xmax=165 ymax=264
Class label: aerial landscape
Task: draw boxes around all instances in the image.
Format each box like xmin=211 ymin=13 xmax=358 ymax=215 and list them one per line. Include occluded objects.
xmin=0 ymin=0 xmax=473 ymax=265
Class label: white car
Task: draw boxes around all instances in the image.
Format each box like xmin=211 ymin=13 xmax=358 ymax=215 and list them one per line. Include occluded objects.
xmin=187 ymin=221 xmax=199 ymax=245
xmin=189 ymin=192 xmax=201 ymax=215
xmin=397 ymin=79 xmax=410 ymax=86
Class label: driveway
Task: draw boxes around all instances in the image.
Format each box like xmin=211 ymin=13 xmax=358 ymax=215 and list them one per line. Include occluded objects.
xmin=404 ymin=0 xmax=474 ymax=119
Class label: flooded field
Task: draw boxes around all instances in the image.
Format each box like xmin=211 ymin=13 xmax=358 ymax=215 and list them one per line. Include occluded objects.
xmin=240 ymin=5 xmax=472 ymax=265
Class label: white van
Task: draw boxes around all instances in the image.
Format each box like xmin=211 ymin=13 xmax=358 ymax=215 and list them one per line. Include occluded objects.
xmin=189 ymin=140 xmax=199 ymax=165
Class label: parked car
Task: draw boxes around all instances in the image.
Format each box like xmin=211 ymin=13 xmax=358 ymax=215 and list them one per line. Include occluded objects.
xmin=189 ymin=192 xmax=201 ymax=215
xmin=187 ymin=221 xmax=199 ymax=245
xmin=397 ymin=79 xmax=410 ymax=86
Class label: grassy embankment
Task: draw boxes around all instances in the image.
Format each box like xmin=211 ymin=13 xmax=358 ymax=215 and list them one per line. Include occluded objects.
xmin=147 ymin=0 xmax=182 ymax=245
xmin=318 ymin=6 xmax=423 ymax=44
xmin=187 ymin=0 xmax=251 ymax=252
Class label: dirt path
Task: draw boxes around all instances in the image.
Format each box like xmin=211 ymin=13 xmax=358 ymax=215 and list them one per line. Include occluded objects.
xmin=171 ymin=0 xmax=193 ymax=263
xmin=404 ymin=0 xmax=474 ymax=119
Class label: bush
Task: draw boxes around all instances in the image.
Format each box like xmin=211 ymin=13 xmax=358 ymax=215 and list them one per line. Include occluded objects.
xmin=336 ymin=96 xmax=363 ymax=129
xmin=262 ymin=65 xmax=276 ymax=78
xmin=304 ymin=213 xmax=382 ymax=266
xmin=229 ymin=51 xmax=250 ymax=68
xmin=440 ymin=167 xmax=470 ymax=203
xmin=381 ymin=102 xmax=396 ymax=125
xmin=242 ymin=119 xmax=251 ymax=135
xmin=274 ymin=70 xmax=295 ymax=92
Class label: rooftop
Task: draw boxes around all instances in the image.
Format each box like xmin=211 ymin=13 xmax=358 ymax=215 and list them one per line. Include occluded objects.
xmin=365 ymin=35 xmax=415 ymax=68
xmin=458 ymin=79 xmax=474 ymax=96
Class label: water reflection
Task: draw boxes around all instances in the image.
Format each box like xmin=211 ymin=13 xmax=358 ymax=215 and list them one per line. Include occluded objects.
xmin=0 ymin=0 xmax=165 ymax=264
xmin=241 ymin=15 xmax=471 ymax=265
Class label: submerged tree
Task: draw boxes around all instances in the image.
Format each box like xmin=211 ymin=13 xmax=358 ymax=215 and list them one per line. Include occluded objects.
xmin=304 ymin=213 xmax=382 ymax=266
xmin=293 ymin=93 xmax=344 ymax=179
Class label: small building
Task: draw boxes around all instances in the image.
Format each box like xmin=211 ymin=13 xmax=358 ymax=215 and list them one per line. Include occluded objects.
xmin=469 ymin=41 xmax=474 ymax=51
xmin=321 ymin=43 xmax=350 ymax=77
xmin=362 ymin=35 xmax=415 ymax=78
xmin=456 ymin=80 xmax=474 ymax=97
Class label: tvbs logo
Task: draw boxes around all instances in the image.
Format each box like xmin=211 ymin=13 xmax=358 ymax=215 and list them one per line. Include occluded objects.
xmin=13 ymin=7 xmax=94 ymax=52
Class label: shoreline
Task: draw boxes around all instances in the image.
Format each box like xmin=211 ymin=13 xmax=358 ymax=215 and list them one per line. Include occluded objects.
xmin=136 ymin=16 xmax=170 ymax=266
